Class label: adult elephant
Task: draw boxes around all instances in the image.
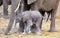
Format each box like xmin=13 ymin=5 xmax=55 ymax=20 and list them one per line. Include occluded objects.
xmin=27 ymin=0 xmax=60 ymax=32
xmin=3 ymin=0 xmax=11 ymax=16
xmin=4 ymin=0 xmax=23 ymax=35
xmin=4 ymin=0 xmax=59 ymax=35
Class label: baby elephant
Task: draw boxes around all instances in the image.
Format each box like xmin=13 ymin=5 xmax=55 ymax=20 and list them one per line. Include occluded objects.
xmin=16 ymin=10 xmax=42 ymax=34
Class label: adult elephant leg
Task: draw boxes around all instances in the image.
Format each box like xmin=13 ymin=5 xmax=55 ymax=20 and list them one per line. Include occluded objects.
xmin=50 ymin=10 xmax=56 ymax=32
xmin=4 ymin=0 xmax=19 ymax=35
xmin=3 ymin=0 xmax=8 ymax=16
xmin=39 ymin=10 xmax=45 ymax=29
xmin=18 ymin=20 xmax=24 ymax=33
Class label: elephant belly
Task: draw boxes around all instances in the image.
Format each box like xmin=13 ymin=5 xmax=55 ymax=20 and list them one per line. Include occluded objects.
xmin=31 ymin=0 xmax=59 ymax=11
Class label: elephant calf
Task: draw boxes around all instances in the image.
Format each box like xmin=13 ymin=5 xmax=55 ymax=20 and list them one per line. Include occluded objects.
xmin=15 ymin=10 xmax=42 ymax=34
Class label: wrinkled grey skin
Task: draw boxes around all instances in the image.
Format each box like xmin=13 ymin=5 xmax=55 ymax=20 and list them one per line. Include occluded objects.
xmin=15 ymin=10 xmax=42 ymax=34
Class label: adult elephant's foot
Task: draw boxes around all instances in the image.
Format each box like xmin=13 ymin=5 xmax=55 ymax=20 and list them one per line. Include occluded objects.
xmin=49 ymin=24 xmax=56 ymax=32
xmin=49 ymin=29 xmax=56 ymax=32
xmin=49 ymin=22 xmax=56 ymax=32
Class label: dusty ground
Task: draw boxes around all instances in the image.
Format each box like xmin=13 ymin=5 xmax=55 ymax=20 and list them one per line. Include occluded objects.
xmin=0 ymin=5 xmax=60 ymax=38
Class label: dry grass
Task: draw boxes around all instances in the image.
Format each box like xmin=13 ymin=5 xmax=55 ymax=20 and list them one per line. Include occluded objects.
xmin=0 ymin=16 xmax=60 ymax=38
xmin=0 ymin=5 xmax=60 ymax=38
